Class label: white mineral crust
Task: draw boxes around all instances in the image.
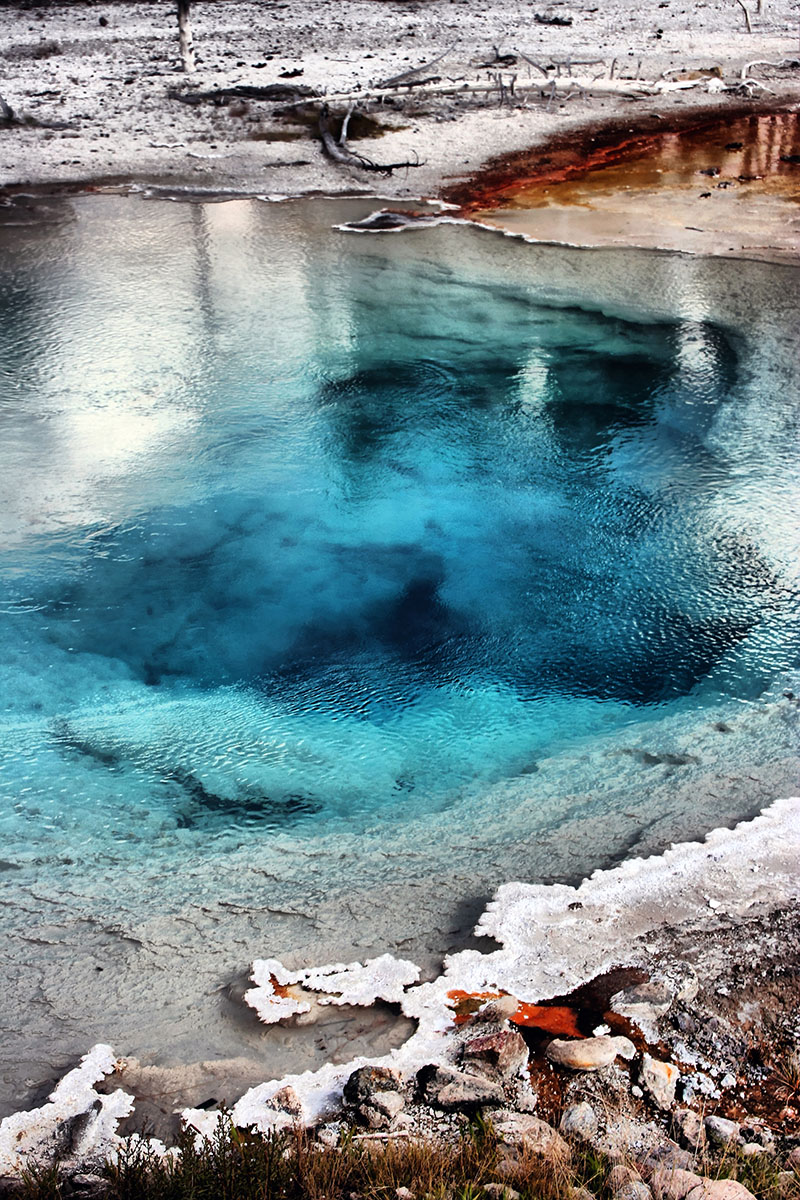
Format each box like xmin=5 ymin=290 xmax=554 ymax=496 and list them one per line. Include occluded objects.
xmin=189 ymin=797 xmax=800 ymax=1135
xmin=0 ymin=1044 xmax=133 ymax=1178
xmin=244 ymin=952 xmax=421 ymax=1024
xmin=5 ymin=800 xmax=798 ymax=1167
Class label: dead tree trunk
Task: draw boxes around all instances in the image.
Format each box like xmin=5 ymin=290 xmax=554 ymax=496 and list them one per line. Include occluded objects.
xmin=178 ymin=0 xmax=196 ymax=73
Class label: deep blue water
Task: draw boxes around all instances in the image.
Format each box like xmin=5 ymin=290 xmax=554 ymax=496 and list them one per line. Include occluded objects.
xmin=0 ymin=196 xmax=798 ymax=847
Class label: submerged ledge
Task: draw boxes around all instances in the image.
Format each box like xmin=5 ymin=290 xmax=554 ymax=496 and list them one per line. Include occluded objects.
xmin=1 ymin=796 xmax=797 ymax=1179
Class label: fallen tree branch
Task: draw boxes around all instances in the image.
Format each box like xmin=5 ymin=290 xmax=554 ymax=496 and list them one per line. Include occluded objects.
xmin=321 ymin=73 xmax=711 ymax=106
xmin=514 ymin=48 xmax=551 ymax=78
xmin=740 ymin=56 xmax=800 ymax=78
xmin=168 ymin=83 xmax=317 ymax=105
xmin=376 ymin=42 xmax=458 ymax=88
xmin=318 ymin=104 xmax=422 ymax=174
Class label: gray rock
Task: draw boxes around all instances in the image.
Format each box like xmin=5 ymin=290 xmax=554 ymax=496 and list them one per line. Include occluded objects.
xmin=371 ymin=1090 xmax=405 ymax=1119
xmin=786 ymin=1146 xmax=800 ymax=1171
xmin=356 ymin=1089 xmax=405 ymax=1130
xmin=484 ymin=1185 xmax=521 ymax=1200
xmin=492 ymin=1112 xmax=570 ymax=1161
xmin=395 ymin=1189 xmax=414 ymax=1200
xmin=616 ymin=1184 xmax=653 ymax=1200
xmin=641 ymin=1144 xmax=697 ymax=1174
xmin=266 ymin=1084 xmax=303 ymax=1116
xmin=70 ymin=1176 xmax=108 ymax=1195
xmin=546 ymin=1035 xmax=636 ymax=1071
xmin=777 ymin=1172 xmax=798 ymax=1194
xmin=609 ymin=1166 xmax=644 ymax=1192
xmin=356 ymin=1103 xmax=390 ymax=1130
xmin=559 ymin=1102 xmax=599 ymax=1141
xmin=704 ymin=1115 xmax=740 ymax=1148
xmin=740 ymin=1122 xmax=774 ymax=1148
xmin=416 ymin=1065 xmax=505 ymax=1112
xmin=650 ymin=1166 xmax=705 ymax=1200
xmin=344 ymin=1065 xmax=402 ymax=1107
xmin=640 ymin=1055 xmax=679 ymax=1110
xmin=610 ymin=981 xmax=674 ymax=1031
xmin=684 ymin=1182 xmax=757 ymax=1200
xmin=672 ymin=1109 xmax=707 ymax=1152
xmin=570 ymin=1189 xmax=596 ymax=1200
xmin=461 ymin=1030 xmax=529 ymax=1077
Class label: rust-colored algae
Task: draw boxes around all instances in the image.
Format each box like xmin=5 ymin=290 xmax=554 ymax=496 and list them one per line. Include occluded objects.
xmin=442 ymin=106 xmax=800 ymax=215
xmin=510 ymin=1003 xmax=583 ymax=1037
xmin=446 ymin=989 xmax=583 ymax=1036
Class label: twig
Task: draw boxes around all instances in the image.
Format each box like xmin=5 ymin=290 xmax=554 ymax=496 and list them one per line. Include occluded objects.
xmin=514 ymin=47 xmax=551 ymax=77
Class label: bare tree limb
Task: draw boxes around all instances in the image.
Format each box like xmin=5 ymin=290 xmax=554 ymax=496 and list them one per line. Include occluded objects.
xmin=740 ymin=56 xmax=800 ymax=78
xmin=318 ymin=104 xmax=423 ymax=174
xmin=734 ymin=0 xmax=753 ymax=33
xmin=339 ymin=102 xmax=355 ymax=146
xmin=514 ymin=48 xmax=552 ymax=77
xmin=376 ymin=42 xmax=458 ymax=89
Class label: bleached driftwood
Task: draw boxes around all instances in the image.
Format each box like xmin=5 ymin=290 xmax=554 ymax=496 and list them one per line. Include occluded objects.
xmin=318 ymin=103 xmax=422 ymax=173
xmin=320 ymin=72 xmax=716 ymax=108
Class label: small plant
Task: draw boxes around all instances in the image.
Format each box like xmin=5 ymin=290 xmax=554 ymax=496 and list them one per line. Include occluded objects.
xmin=772 ymin=1051 xmax=800 ymax=1104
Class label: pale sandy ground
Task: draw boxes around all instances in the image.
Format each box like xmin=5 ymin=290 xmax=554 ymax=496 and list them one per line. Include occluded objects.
xmin=1 ymin=0 xmax=799 ymax=215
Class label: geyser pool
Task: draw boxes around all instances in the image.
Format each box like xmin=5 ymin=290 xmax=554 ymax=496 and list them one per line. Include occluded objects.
xmin=0 ymin=195 xmax=798 ymax=1114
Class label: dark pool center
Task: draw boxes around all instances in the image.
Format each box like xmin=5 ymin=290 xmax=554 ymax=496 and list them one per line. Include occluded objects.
xmin=0 ymin=194 xmax=798 ymax=1114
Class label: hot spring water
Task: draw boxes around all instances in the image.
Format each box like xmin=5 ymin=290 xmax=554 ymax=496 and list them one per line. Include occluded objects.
xmin=0 ymin=195 xmax=798 ymax=1113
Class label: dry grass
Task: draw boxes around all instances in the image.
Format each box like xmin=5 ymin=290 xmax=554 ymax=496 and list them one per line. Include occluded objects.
xmin=14 ymin=1113 xmax=800 ymax=1200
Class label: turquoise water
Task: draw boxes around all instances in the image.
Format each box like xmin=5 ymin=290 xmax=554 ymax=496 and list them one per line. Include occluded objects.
xmin=0 ymin=195 xmax=798 ymax=1111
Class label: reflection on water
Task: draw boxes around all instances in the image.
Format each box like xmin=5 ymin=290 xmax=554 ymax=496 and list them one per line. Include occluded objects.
xmin=462 ymin=111 xmax=800 ymax=258
xmin=0 ymin=195 xmax=798 ymax=1115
